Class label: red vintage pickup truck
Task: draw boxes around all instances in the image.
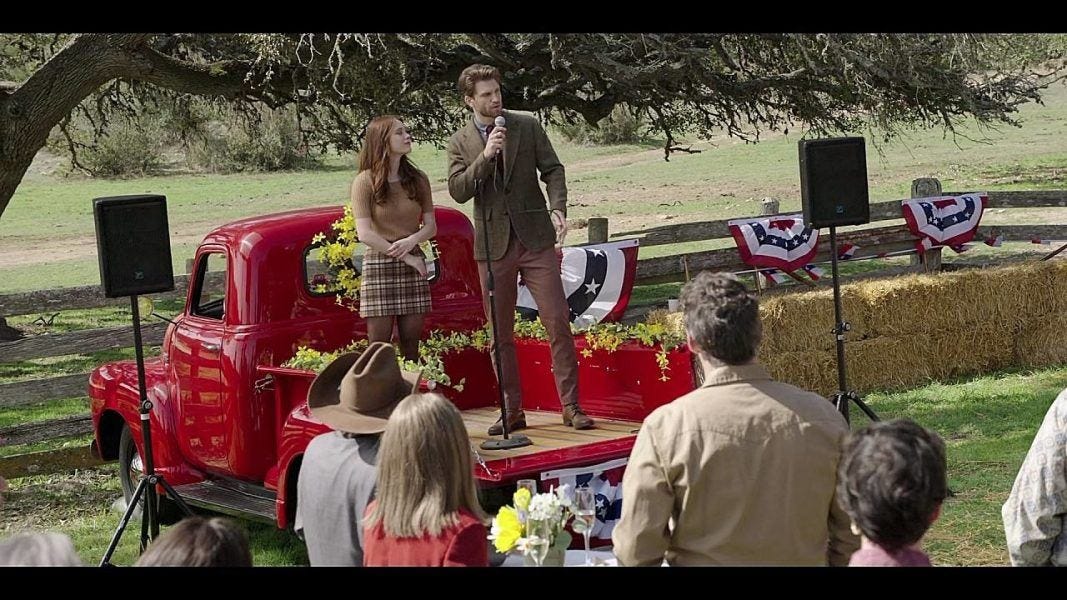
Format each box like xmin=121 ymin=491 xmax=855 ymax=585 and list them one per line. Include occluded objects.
xmin=89 ymin=204 xmax=697 ymax=529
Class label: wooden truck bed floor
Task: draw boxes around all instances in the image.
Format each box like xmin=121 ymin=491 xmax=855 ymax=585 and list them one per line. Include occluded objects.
xmin=462 ymin=407 xmax=641 ymax=460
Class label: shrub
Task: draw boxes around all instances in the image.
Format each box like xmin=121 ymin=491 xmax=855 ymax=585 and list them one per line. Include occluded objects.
xmin=186 ymin=108 xmax=320 ymax=173
xmin=557 ymin=105 xmax=647 ymax=145
xmin=80 ymin=124 xmax=167 ymax=178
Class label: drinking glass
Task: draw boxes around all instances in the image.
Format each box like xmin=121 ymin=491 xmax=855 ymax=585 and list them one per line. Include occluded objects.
xmin=573 ymin=488 xmax=596 ymax=566
xmin=526 ymin=518 xmax=551 ymax=567
xmin=516 ymin=479 xmax=537 ymax=523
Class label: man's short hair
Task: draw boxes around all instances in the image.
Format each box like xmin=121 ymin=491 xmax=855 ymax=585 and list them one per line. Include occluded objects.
xmin=457 ymin=64 xmax=501 ymax=99
xmin=679 ymin=271 xmax=761 ymax=364
xmin=837 ymin=418 xmax=948 ymax=552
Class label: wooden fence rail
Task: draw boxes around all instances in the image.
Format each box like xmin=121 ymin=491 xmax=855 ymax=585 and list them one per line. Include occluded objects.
xmin=0 ymin=275 xmax=192 ymax=318
xmin=0 ymin=373 xmax=90 ymax=408
xmin=0 ymin=322 xmax=167 ymax=364
xmin=0 ymin=414 xmax=93 ymax=447
xmin=615 ymin=191 xmax=1067 ymax=248
xmin=634 ymin=224 xmax=1065 ymax=285
xmin=0 ymin=445 xmax=104 ymax=479
xmin=0 ymin=271 xmax=226 ymax=319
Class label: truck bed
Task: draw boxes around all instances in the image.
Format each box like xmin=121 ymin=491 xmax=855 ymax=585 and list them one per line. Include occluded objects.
xmin=463 ymin=406 xmax=641 ymax=460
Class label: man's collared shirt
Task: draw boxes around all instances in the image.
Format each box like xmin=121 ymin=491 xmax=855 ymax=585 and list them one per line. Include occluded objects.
xmin=612 ymin=362 xmax=859 ymax=566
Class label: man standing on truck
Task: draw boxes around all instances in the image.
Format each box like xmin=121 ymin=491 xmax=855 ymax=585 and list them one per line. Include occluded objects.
xmin=295 ymin=342 xmax=421 ymax=566
xmin=446 ymin=63 xmax=593 ymax=436
xmin=612 ymin=272 xmax=859 ymax=566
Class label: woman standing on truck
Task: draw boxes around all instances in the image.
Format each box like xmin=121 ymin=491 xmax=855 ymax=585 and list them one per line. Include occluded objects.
xmin=363 ymin=393 xmax=489 ymax=566
xmin=352 ymin=115 xmax=437 ymax=361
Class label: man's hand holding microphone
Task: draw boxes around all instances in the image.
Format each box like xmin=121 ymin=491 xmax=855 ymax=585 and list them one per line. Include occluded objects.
xmin=482 ymin=115 xmax=507 ymax=161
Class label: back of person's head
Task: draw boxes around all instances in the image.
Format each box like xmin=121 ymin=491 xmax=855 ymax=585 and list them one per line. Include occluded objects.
xmin=457 ymin=63 xmax=501 ymax=99
xmin=365 ymin=393 xmax=487 ymax=538
xmin=135 ymin=516 xmax=252 ymax=567
xmin=837 ymin=418 xmax=948 ymax=553
xmin=0 ymin=531 xmax=82 ymax=566
xmin=679 ymin=271 xmax=762 ymax=364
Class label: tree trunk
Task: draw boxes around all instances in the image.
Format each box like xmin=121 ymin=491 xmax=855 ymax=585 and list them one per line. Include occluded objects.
xmin=0 ymin=34 xmax=151 ymax=219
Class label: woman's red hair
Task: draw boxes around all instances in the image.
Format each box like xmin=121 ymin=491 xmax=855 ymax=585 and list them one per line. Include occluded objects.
xmin=358 ymin=115 xmax=421 ymax=204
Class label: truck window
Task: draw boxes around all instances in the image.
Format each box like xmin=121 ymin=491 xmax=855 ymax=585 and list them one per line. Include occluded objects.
xmin=304 ymin=238 xmax=440 ymax=296
xmin=192 ymin=252 xmax=227 ymax=320
xmin=304 ymin=243 xmax=362 ymax=296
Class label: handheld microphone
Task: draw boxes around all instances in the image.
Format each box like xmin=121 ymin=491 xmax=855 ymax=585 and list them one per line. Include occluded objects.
xmin=492 ymin=115 xmax=506 ymax=159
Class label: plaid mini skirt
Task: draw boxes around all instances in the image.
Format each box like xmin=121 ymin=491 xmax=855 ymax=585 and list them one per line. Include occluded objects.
xmin=358 ymin=248 xmax=432 ymax=318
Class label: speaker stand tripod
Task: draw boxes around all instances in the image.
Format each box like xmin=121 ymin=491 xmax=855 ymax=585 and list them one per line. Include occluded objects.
xmin=826 ymin=226 xmax=880 ymax=425
xmin=100 ymin=295 xmax=193 ymax=566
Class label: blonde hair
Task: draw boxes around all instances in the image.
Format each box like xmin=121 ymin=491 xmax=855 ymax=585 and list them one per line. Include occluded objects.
xmin=365 ymin=393 xmax=487 ymax=538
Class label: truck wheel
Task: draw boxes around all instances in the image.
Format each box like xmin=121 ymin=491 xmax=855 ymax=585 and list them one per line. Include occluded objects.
xmin=118 ymin=424 xmax=182 ymax=524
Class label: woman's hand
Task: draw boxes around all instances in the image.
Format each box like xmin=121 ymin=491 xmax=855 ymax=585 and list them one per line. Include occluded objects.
xmin=402 ymin=253 xmax=428 ymax=277
xmin=386 ymin=236 xmax=418 ymax=258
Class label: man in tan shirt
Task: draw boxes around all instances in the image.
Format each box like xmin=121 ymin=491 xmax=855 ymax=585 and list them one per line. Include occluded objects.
xmin=612 ymin=272 xmax=859 ymax=566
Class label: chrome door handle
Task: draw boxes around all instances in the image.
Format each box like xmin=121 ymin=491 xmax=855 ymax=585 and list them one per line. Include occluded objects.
xmin=203 ymin=343 xmax=221 ymax=352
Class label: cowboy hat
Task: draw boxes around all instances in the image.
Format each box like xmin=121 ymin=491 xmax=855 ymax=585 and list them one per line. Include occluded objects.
xmin=307 ymin=342 xmax=422 ymax=434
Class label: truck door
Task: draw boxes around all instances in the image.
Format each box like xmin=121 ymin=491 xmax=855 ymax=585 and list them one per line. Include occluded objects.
xmin=170 ymin=248 xmax=231 ymax=472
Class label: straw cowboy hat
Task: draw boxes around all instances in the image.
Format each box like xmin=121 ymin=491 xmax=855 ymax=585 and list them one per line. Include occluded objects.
xmin=307 ymin=342 xmax=422 ymax=434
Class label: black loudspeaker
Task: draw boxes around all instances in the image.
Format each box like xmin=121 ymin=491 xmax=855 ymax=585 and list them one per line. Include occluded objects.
xmin=93 ymin=195 xmax=175 ymax=298
xmin=799 ymin=137 xmax=870 ymax=228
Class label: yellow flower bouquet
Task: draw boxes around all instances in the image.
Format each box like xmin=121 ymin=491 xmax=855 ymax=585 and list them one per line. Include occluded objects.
xmin=489 ymin=485 xmax=575 ymax=566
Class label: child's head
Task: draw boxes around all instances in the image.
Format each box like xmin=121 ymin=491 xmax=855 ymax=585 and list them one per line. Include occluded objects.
xmin=135 ymin=516 xmax=251 ymax=567
xmin=837 ymin=418 xmax=948 ymax=552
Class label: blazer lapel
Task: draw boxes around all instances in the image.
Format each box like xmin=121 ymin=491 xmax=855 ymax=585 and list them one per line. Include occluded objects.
xmin=461 ymin=120 xmax=485 ymax=163
xmin=503 ymin=110 xmax=520 ymax=186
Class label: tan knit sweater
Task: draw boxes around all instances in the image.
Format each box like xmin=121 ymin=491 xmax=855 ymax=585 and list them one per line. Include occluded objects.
xmin=351 ymin=170 xmax=433 ymax=242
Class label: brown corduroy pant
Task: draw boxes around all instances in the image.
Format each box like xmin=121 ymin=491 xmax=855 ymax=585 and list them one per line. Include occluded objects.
xmin=477 ymin=234 xmax=578 ymax=413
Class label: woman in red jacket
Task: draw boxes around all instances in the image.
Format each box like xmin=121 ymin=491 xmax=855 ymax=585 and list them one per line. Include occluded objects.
xmin=363 ymin=393 xmax=489 ymax=566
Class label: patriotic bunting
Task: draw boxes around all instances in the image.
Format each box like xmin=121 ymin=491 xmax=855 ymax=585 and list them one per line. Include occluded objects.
xmin=728 ymin=214 xmax=819 ymax=272
xmin=901 ymin=193 xmax=989 ymax=254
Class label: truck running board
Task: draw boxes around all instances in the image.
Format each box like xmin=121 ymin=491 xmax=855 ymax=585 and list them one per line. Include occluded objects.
xmin=171 ymin=478 xmax=277 ymax=524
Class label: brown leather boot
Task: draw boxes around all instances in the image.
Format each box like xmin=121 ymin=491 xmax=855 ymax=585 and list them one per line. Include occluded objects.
xmin=562 ymin=404 xmax=594 ymax=430
xmin=488 ymin=410 xmax=527 ymax=436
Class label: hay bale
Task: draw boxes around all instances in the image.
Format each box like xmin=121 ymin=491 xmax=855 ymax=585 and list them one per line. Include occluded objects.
xmin=644 ymin=308 xmax=685 ymax=336
xmin=847 ymin=337 xmax=938 ymax=394
xmin=860 ymin=272 xmax=970 ymax=337
xmin=759 ymin=285 xmax=870 ymax=354
xmin=925 ymin=319 xmax=1018 ymax=379
xmin=761 ymin=349 xmax=839 ymax=397
xmin=859 ymin=262 xmax=1067 ymax=337
xmin=1014 ymin=310 xmax=1067 ymax=368
xmin=1038 ymin=260 xmax=1067 ymax=315
xmin=658 ymin=261 xmax=1067 ymax=393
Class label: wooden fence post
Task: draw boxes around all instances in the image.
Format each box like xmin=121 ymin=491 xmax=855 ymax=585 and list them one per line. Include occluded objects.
xmin=910 ymin=178 xmax=943 ymax=273
xmin=587 ymin=217 xmax=609 ymax=244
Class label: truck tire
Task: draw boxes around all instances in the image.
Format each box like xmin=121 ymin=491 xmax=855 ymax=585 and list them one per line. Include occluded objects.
xmin=118 ymin=424 xmax=181 ymax=524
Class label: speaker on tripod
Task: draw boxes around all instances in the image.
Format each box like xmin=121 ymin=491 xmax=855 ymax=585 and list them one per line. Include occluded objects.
xmin=798 ymin=138 xmax=880 ymax=425
xmin=93 ymin=195 xmax=192 ymax=566
xmin=94 ymin=195 xmax=175 ymax=298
